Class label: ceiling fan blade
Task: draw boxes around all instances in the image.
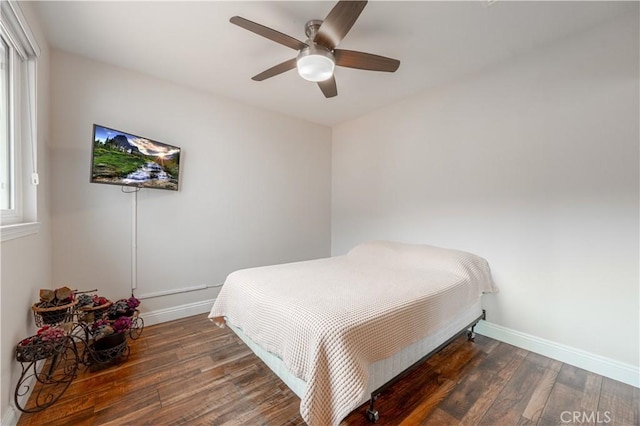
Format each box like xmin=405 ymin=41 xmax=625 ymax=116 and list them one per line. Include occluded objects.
xmin=314 ymin=1 xmax=367 ymax=49
xmin=251 ymin=58 xmax=297 ymax=81
xmin=230 ymin=16 xmax=307 ymax=51
xmin=317 ymin=76 xmax=338 ymax=98
xmin=334 ymin=49 xmax=400 ymax=72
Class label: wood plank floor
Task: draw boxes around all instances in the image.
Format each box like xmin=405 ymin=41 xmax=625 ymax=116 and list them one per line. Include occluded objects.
xmin=17 ymin=314 xmax=638 ymax=425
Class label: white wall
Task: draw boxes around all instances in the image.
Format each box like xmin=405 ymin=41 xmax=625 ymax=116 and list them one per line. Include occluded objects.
xmin=0 ymin=2 xmax=51 ymax=423
xmin=332 ymin=12 xmax=639 ymax=375
xmin=50 ymin=51 xmax=331 ymax=315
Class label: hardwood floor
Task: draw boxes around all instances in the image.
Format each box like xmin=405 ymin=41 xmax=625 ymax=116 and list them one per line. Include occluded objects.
xmin=17 ymin=314 xmax=638 ymax=425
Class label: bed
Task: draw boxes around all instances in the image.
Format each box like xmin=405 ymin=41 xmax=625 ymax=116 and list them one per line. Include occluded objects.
xmin=208 ymin=241 xmax=497 ymax=425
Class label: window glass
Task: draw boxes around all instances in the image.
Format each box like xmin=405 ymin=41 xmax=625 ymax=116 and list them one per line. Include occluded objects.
xmin=0 ymin=35 xmax=10 ymax=211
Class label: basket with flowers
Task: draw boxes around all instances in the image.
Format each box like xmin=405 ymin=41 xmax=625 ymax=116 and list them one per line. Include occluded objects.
xmin=86 ymin=317 xmax=132 ymax=366
xmin=107 ymin=296 xmax=140 ymax=320
xmin=16 ymin=325 xmax=69 ymax=363
xmin=107 ymin=296 xmax=144 ymax=339
xmin=32 ymin=287 xmax=76 ymax=326
xmin=76 ymin=294 xmax=112 ymax=323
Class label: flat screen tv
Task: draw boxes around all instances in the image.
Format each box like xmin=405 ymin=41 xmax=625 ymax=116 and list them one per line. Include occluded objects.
xmin=90 ymin=124 xmax=181 ymax=191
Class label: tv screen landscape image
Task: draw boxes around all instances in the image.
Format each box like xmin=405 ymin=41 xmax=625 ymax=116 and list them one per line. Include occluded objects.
xmin=91 ymin=124 xmax=181 ymax=191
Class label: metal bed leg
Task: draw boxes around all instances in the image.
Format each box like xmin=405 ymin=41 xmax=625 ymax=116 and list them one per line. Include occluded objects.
xmin=467 ymin=309 xmax=486 ymax=342
xmin=467 ymin=325 xmax=476 ymax=342
xmin=366 ymin=394 xmax=379 ymax=423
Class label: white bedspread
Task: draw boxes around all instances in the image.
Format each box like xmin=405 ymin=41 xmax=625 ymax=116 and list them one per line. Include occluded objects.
xmin=209 ymin=241 xmax=497 ymax=425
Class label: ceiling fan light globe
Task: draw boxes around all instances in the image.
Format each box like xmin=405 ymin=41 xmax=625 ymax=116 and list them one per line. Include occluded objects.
xmin=297 ymin=55 xmax=335 ymax=82
xmin=296 ymin=44 xmax=335 ymax=82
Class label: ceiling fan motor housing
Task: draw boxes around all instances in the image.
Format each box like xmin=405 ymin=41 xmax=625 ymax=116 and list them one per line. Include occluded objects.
xmin=304 ymin=19 xmax=323 ymax=40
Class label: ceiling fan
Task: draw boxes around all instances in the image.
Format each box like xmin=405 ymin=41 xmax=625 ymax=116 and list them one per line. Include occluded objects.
xmin=230 ymin=0 xmax=400 ymax=98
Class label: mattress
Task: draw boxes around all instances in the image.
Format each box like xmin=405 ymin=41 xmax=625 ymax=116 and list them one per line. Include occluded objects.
xmin=209 ymin=241 xmax=497 ymax=425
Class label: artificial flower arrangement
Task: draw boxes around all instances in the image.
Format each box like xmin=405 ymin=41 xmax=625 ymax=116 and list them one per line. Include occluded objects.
xmin=107 ymin=296 xmax=140 ymax=319
xmin=16 ymin=325 xmax=68 ymax=362
xmin=76 ymin=293 xmax=112 ymax=323
xmin=91 ymin=316 xmax=133 ymax=352
xmin=76 ymin=294 xmax=110 ymax=309
xmin=19 ymin=325 xmax=66 ymax=345
xmin=91 ymin=317 xmax=133 ymax=342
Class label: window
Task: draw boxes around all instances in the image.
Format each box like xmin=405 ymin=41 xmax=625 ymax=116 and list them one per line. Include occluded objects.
xmin=0 ymin=0 xmax=40 ymax=241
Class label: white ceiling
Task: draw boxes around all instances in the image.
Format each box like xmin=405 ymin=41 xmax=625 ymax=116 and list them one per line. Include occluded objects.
xmin=32 ymin=1 xmax=634 ymax=127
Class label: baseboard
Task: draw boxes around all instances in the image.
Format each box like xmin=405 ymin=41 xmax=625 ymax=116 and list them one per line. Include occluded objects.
xmin=474 ymin=321 xmax=639 ymax=388
xmin=141 ymin=298 xmax=215 ymax=326
xmin=1 ymin=404 xmax=19 ymax=426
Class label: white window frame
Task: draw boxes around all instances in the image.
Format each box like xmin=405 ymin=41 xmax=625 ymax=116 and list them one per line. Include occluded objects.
xmin=0 ymin=0 xmax=40 ymax=242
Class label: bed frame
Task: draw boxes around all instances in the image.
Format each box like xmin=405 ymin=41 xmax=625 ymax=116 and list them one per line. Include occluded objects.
xmin=364 ymin=309 xmax=486 ymax=423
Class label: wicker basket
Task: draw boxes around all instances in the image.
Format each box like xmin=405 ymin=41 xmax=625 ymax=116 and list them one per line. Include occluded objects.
xmin=32 ymin=301 xmax=77 ymax=326
xmin=78 ymin=301 xmax=112 ymax=323
xmin=15 ymin=336 xmax=69 ymax=363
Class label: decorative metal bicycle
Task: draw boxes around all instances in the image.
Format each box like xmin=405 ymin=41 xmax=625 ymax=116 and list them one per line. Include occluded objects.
xmin=14 ymin=290 xmax=144 ymax=413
